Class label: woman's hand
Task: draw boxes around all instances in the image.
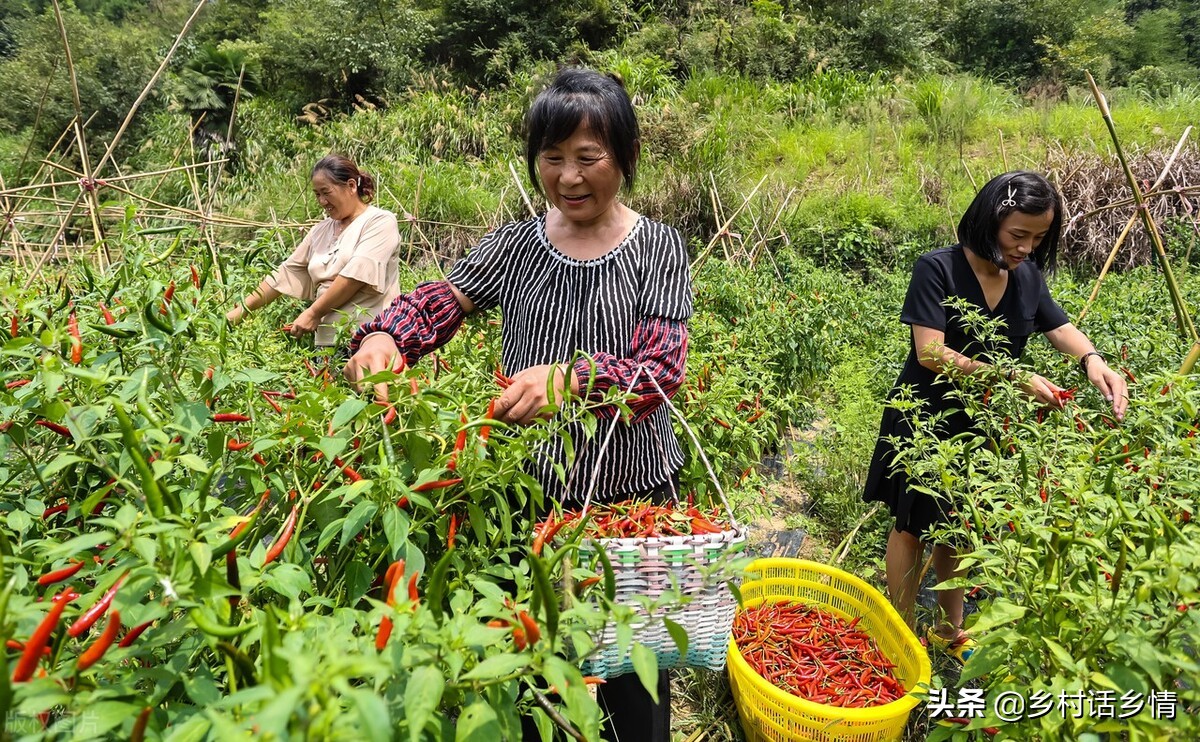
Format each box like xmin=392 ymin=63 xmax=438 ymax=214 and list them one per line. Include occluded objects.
xmin=342 ymin=333 xmax=404 ymax=404
xmin=494 ymin=364 xmax=575 ymax=426
xmin=225 ymin=305 xmax=245 ymax=326
xmin=1086 ymin=360 xmax=1129 ymax=421
xmin=289 ymin=309 xmax=319 ymax=337
xmin=1020 ymin=373 xmax=1067 ymax=408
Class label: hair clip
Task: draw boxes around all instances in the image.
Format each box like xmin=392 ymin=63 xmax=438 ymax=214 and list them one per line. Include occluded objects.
xmin=1001 ymin=186 xmax=1017 ymax=208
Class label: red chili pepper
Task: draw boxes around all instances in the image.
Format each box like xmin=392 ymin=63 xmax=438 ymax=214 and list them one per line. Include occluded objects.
xmin=160 ymin=281 xmax=176 ymax=315
xmin=333 ymin=456 xmax=364 ymax=482
xmin=68 ymin=572 xmax=127 ymax=637
xmin=495 ymin=367 xmax=512 ymax=389
xmin=98 ymin=302 xmax=116 ymax=325
xmin=212 ymin=413 xmax=251 ymax=423
xmin=227 ymin=439 xmax=252 ymax=452
xmin=396 ymin=496 xmax=409 ymax=509
xmin=745 ymin=409 xmax=765 ymax=423
xmin=5 ymin=379 xmax=30 ymax=390
xmin=263 ymin=505 xmax=299 ymax=565
xmin=13 ymin=589 xmax=78 ymax=682
xmin=447 ymin=413 xmax=469 ymax=471
xmin=37 ymin=560 xmax=84 ymax=585
xmin=512 ymin=626 xmax=528 ymax=650
xmin=1120 ymin=366 xmax=1138 ymax=384
xmin=190 ymin=264 xmax=201 ymax=289
xmin=252 ymin=453 xmax=267 ymax=467
xmin=480 ymin=399 xmax=497 ymax=444
xmin=9 ymin=315 xmax=17 ymax=338
xmin=376 ymin=560 xmax=405 ymax=650
xmin=118 ymin=620 xmax=153 ymax=648
xmin=382 ymin=404 xmax=398 ymax=426
xmin=517 ymin=610 xmax=540 ymax=646
xmin=412 ymin=478 xmax=462 ymax=493
xmin=36 ymin=419 xmax=72 ymax=439
xmin=261 ymin=392 xmax=283 ymax=414
xmin=67 ymin=312 xmax=83 ymax=364
xmin=447 ymin=514 xmax=458 ymax=550
xmin=712 ymin=417 xmax=732 ymax=429
xmin=131 ymin=707 xmax=151 ymax=742
xmin=407 ymin=572 xmax=420 ymax=603
xmin=42 ymin=502 xmax=70 ymax=520
xmin=76 ymin=610 xmax=121 ymax=670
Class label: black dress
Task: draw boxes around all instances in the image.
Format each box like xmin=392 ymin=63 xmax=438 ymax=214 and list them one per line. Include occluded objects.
xmin=863 ymin=245 xmax=1070 ymax=537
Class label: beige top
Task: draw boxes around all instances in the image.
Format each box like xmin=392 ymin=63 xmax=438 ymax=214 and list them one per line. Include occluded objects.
xmin=267 ymin=205 xmax=402 ymax=346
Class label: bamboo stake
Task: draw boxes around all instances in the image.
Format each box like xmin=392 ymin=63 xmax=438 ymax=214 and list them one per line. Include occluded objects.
xmin=1182 ymin=342 xmax=1200 ymax=375
xmin=1086 ymin=72 xmax=1197 ymax=347
xmin=690 ymin=174 xmax=768 ymax=272
xmin=508 ymin=161 xmax=538 ymax=218
xmin=998 ymin=128 xmax=1009 ymax=171
xmin=1071 ymin=184 xmax=1200 ymax=223
xmin=1078 ymin=125 xmax=1192 ymax=322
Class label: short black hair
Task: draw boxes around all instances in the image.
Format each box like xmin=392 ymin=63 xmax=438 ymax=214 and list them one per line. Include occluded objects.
xmin=957 ymin=170 xmax=1063 ymax=272
xmin=524 ymin=68 xmax=640 ymax=194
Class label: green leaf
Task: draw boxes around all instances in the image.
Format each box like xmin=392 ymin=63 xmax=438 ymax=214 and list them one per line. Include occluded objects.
xmin=663 ymin=617 xmax=688 ymax=658
xmin=455 ymin=700 xmax=501 ymax=742
xmin=382 ymin=507 xmax=410 ymax=558
xmin=73 ymin=700 xmax=140 ymax=739
xmin=1042 ymin=637 xmax=1079 ymax=672
xmin=230 ymin=369 xmax=277 ymax=385
xmin=260 ymin=563 xmax=310 ymax=601
xmin=340 ymin=501 xmax=378 ymax=549
xmin=960 ymin=642 xmax=1007 ymax=683
xmin=348 ymin=688 xmax=392 ymax=742
xmin=405 ymin=666 xmax=445 ymax=742
xmin=332 ymin=399 xmax=369 ymax=431
xmin=461 ymin=654 xmax=529 ymax=681
xmin=967 ymin=598 xmax=1027 ymax=634
xmin=41 ymin=454 xmax=83 ymax=478
xmin=630 ymin=642 xmax=660 ymax=704
xmin=188 ymin=542 xmax=212 ymax=576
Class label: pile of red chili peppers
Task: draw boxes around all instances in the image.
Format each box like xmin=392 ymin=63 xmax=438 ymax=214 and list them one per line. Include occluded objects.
xmin=733 ymin=601 xmax=906 ymax=708
xmin=533 ymin=498 xmax=728 ymax=550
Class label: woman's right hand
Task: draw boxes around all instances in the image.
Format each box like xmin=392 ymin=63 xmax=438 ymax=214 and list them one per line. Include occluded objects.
xmin=225 ymin=305 xmax=245 ymax=326
xmin=343 ymin=333 xmax=404 ymax=404
xmin=1021 ymin=373 xmax=1066 ymax=408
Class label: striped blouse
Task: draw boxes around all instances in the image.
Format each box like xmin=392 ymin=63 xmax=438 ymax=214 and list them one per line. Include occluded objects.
xmin=354 ymin=214 xmax=693 ymax=503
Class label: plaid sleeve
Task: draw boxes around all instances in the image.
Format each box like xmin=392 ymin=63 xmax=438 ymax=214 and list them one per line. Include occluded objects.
xmin=572 ymin=317 xmax=688 ymax=423
xmin=349 ymin=280 xmax=466 ymax=365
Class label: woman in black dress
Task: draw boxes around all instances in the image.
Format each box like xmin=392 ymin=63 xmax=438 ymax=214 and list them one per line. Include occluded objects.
xmin=864 ymin=171 xmax=1128 ymax=661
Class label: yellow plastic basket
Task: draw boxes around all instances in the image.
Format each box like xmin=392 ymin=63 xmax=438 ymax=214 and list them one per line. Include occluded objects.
xmin=727 ymin=558 xmax=931 ymax=742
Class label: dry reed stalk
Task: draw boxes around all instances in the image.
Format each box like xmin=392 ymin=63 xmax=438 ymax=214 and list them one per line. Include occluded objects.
xmin=690 ymin=174 xmax=768 ymax=272
xmin=1086 ymin=72 xmax=1197 ymax=354
xmin=1079 ymin=126 xmax=1192 ymax=322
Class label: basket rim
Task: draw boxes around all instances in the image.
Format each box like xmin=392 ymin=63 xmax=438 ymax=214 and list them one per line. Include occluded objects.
xmin=568 ymin=522 xmax=749 ymax=550
xmin=727 ymin=557 xmax=932 ymax=722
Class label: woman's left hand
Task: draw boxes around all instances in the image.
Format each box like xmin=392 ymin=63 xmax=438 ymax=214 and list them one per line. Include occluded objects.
xmin=1087 ymin=360 xmax=1128 ymax=421
xmin=494 ymin=364 xmax=575 ymax=426
xmin=289 ymin=309 xmax=319 ymax=337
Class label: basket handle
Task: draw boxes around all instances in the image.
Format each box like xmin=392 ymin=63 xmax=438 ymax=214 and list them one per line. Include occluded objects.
xmin=573 ymin=363 xmax=740 ymax=528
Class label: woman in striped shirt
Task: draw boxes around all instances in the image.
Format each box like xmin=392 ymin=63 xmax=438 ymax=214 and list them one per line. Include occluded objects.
xmin=344 ymin=68 xmax=691 ymax=740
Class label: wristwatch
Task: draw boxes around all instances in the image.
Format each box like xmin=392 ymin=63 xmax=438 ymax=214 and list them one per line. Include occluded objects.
xmin=1079 ymin=351 xmax=1103 ymax=374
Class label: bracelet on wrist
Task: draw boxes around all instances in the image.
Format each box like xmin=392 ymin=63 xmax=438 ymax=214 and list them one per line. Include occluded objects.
xmin=1079 ymin=351 xmax=1103 ymax=374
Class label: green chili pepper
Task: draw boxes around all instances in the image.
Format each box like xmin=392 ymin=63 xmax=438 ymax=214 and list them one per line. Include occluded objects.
xmin=190 ymin=607 xmax=252 ymax=638
xmin=114 ymin=405 xmax=166 ymax=518
xmin=528 ymin=553 xmax=559 ymax=643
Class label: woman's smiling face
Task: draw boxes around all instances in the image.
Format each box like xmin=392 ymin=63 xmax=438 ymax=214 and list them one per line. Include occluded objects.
xmin=311 ymin=171 xmax=360 ymax=222
xmin=537 ymin=123 xmax=625 ymax=228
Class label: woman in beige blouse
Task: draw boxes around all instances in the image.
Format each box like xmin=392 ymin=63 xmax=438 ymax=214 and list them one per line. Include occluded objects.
xmin=226 ymin=155 xmax=402 ymax=348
